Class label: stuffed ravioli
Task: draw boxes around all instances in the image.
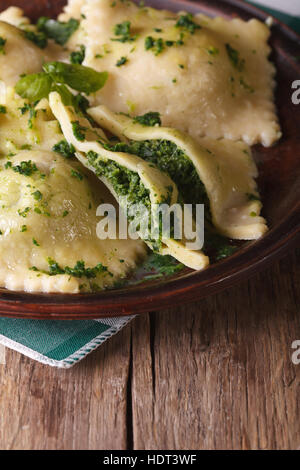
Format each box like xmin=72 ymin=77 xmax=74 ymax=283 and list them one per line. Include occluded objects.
xmin=0 ymin=149 xmax=147 ymax=293
xmin=0 ymin=0 xmax=275 ymax=294
xmin=49 ymin=91 xmax=210 ymax=270
xmin=62 ymin=0 xmax=281 ymax=147
xmin=88 ymin=106 xmax=267 ymax=241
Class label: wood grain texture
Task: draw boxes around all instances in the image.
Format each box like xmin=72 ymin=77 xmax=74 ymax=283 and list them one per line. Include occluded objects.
xmin=0 ymin=325 xmax=132 ymax=450
xmin=131 ymin=249 xmax=300 ymax=450
xmin=0 ymin=249 xmax=299 ymax=450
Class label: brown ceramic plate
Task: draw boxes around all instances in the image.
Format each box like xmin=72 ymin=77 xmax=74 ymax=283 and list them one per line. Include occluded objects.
xmin=0 ymin=0 xmax=299 ymax=319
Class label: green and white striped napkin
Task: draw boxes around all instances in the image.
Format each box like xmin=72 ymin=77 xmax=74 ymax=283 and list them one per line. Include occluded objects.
xmin=0 ymin=0 xmax=299 ymax=368
xmin=0 ymin=316 xmax=134 ymax=368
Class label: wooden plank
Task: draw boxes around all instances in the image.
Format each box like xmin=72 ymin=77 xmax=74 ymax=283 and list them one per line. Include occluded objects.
xmin=0 ymin=345 xmax=5 ymax=365
xmin=131 ymin=250 xmax=300 ymax=450
xmin=131 ymin=314 xmax=155 ymax=449
xmin=0 ymin=250 xmax=298 ymax=450
xmin=0 ymin=323 xmax=132 ymax=450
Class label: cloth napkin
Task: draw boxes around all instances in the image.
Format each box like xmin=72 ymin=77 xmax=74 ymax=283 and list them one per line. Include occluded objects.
xmin=0 ymin=0 xmax=299 ymax=368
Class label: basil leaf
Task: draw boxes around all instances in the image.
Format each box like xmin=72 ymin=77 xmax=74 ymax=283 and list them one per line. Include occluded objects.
xmin=51 ymin=83 xmax=91 ymax=118
xmin=43 ymin=62 xmax=108 ymax=94
xmin=37 ymin=17 xmax=79 ymax=46
xmin=51 ymin=83 xmax=75 ymax=107
xmin=15 ymin=73 xmax=53 ymax=101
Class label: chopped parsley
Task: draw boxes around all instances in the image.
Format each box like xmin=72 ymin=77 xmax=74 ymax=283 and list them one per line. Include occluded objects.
xmin=176 ymin=32 xmax=185 ymax=46
xmin=0 ymin=105 xmax=6 ymax=114
xmin=31 ymin=258 xmax=110 ymax=279
xmin=116 ymin=56 xmax=128 ymax=67
xmin=239 ymin=77 xmax=254 ymax=93
xmin=71 ymin=169 xmax=83 ymax=181
xmin=70 ymin=45 xmax=86 ymax=65
xmin=37 ymin=17 xmax=79 ymax=45
xmin=32 ymin=238 xmax=40 ymax=246
xmin=62 ymin=210 xmax=69 ymax=218
xmin=133 ymin=112 xmax=161 ymax=127
xmin=215 ymin=244 xmax=237 ymax=261
xmin=0 ymin=36 xmax=6 ymax=54
xmin=32 ymin=190 xmax=42 ymax=201
xmin=18 ymin=207 xmax=31 ymax=218
xmin=145 ymin=36 xmax=164 ymax=55
xmin=145 ymin=33 xmax=185 ymax=55
xmin=226 ymin=43 xmax=245 ymax=72
xmin=141 ymin=253 xmax=184 ymax=280
xmin=19 ymin=103 xmax=37 ymax=129
xmin=24 ymin=30 xmax=48 ymax=49
xmin=111 ymin=21 xmax=137 ymax=43
xmin=5 ymin=160 xmax=38 ymax=177
xmin=175 ymin=14 xmax=201 ymax=34
xmin=207 ymin=46 xmax=219 ymax=56
xmin=71 ymin=121 xmax=87 ymax=141
xmin=21 ymin=225 xmax=27 ymax=232
xmin=52 ymin=140 xmax=76 ymax=158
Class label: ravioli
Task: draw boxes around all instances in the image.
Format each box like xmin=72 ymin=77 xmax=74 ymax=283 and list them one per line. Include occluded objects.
xmin=0 ymin=0 xmax=274 ymax=293
xmin=89 ymin=105 xmax=268 ymax=240
xmin=58 ymin=0 xmax=87 ymax=22
xmin=0 ymin=6 xmax=30 ymax=28
xmin=0 ymin=21 xmax=47 ymax=87
xmin=0 ymin=150 xmax=146 ymax=293
xmin=71 ymin=0 xmax=280 ymax=147
xmin=49 ymin=91 xmax=210 ymax=270
xmin=0 ymin=87 xmax=63 ymax=155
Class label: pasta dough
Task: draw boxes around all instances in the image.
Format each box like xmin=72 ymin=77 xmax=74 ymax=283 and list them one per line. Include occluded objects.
xmin=89 ymin=105 xmax=268 ymax=240
xmin=0 ymin=87 xmax=63 ymax=155
xmin=73 ymin=0 xmax=280 ymax=147
xmin=0 ymin=0 xmax=274 ymax=293
xmin=0 ymin=21 xmax=46 ymax=86
xmin=49 ymin=91 xmax=210 ymax=270
xmin=0 ymin=6 xmax=30 ymax=27
xmin=0 ymin=150 xmax=147 ymax=293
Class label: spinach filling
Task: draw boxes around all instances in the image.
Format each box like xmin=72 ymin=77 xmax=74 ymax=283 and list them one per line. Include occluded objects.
xmin=86 ymin=150 xmax=150 ymax=207
xmin=86 ymin=150 xmax=168 ymax=251
xmin=103 ymin=139 xmax=238 ymax=260
xmin=103 ymin=139 xmax=210 ymax=216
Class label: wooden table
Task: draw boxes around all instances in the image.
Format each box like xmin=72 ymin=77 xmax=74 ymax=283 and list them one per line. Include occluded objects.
xmin=0 ymin=249 xmax=299 ymax=450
